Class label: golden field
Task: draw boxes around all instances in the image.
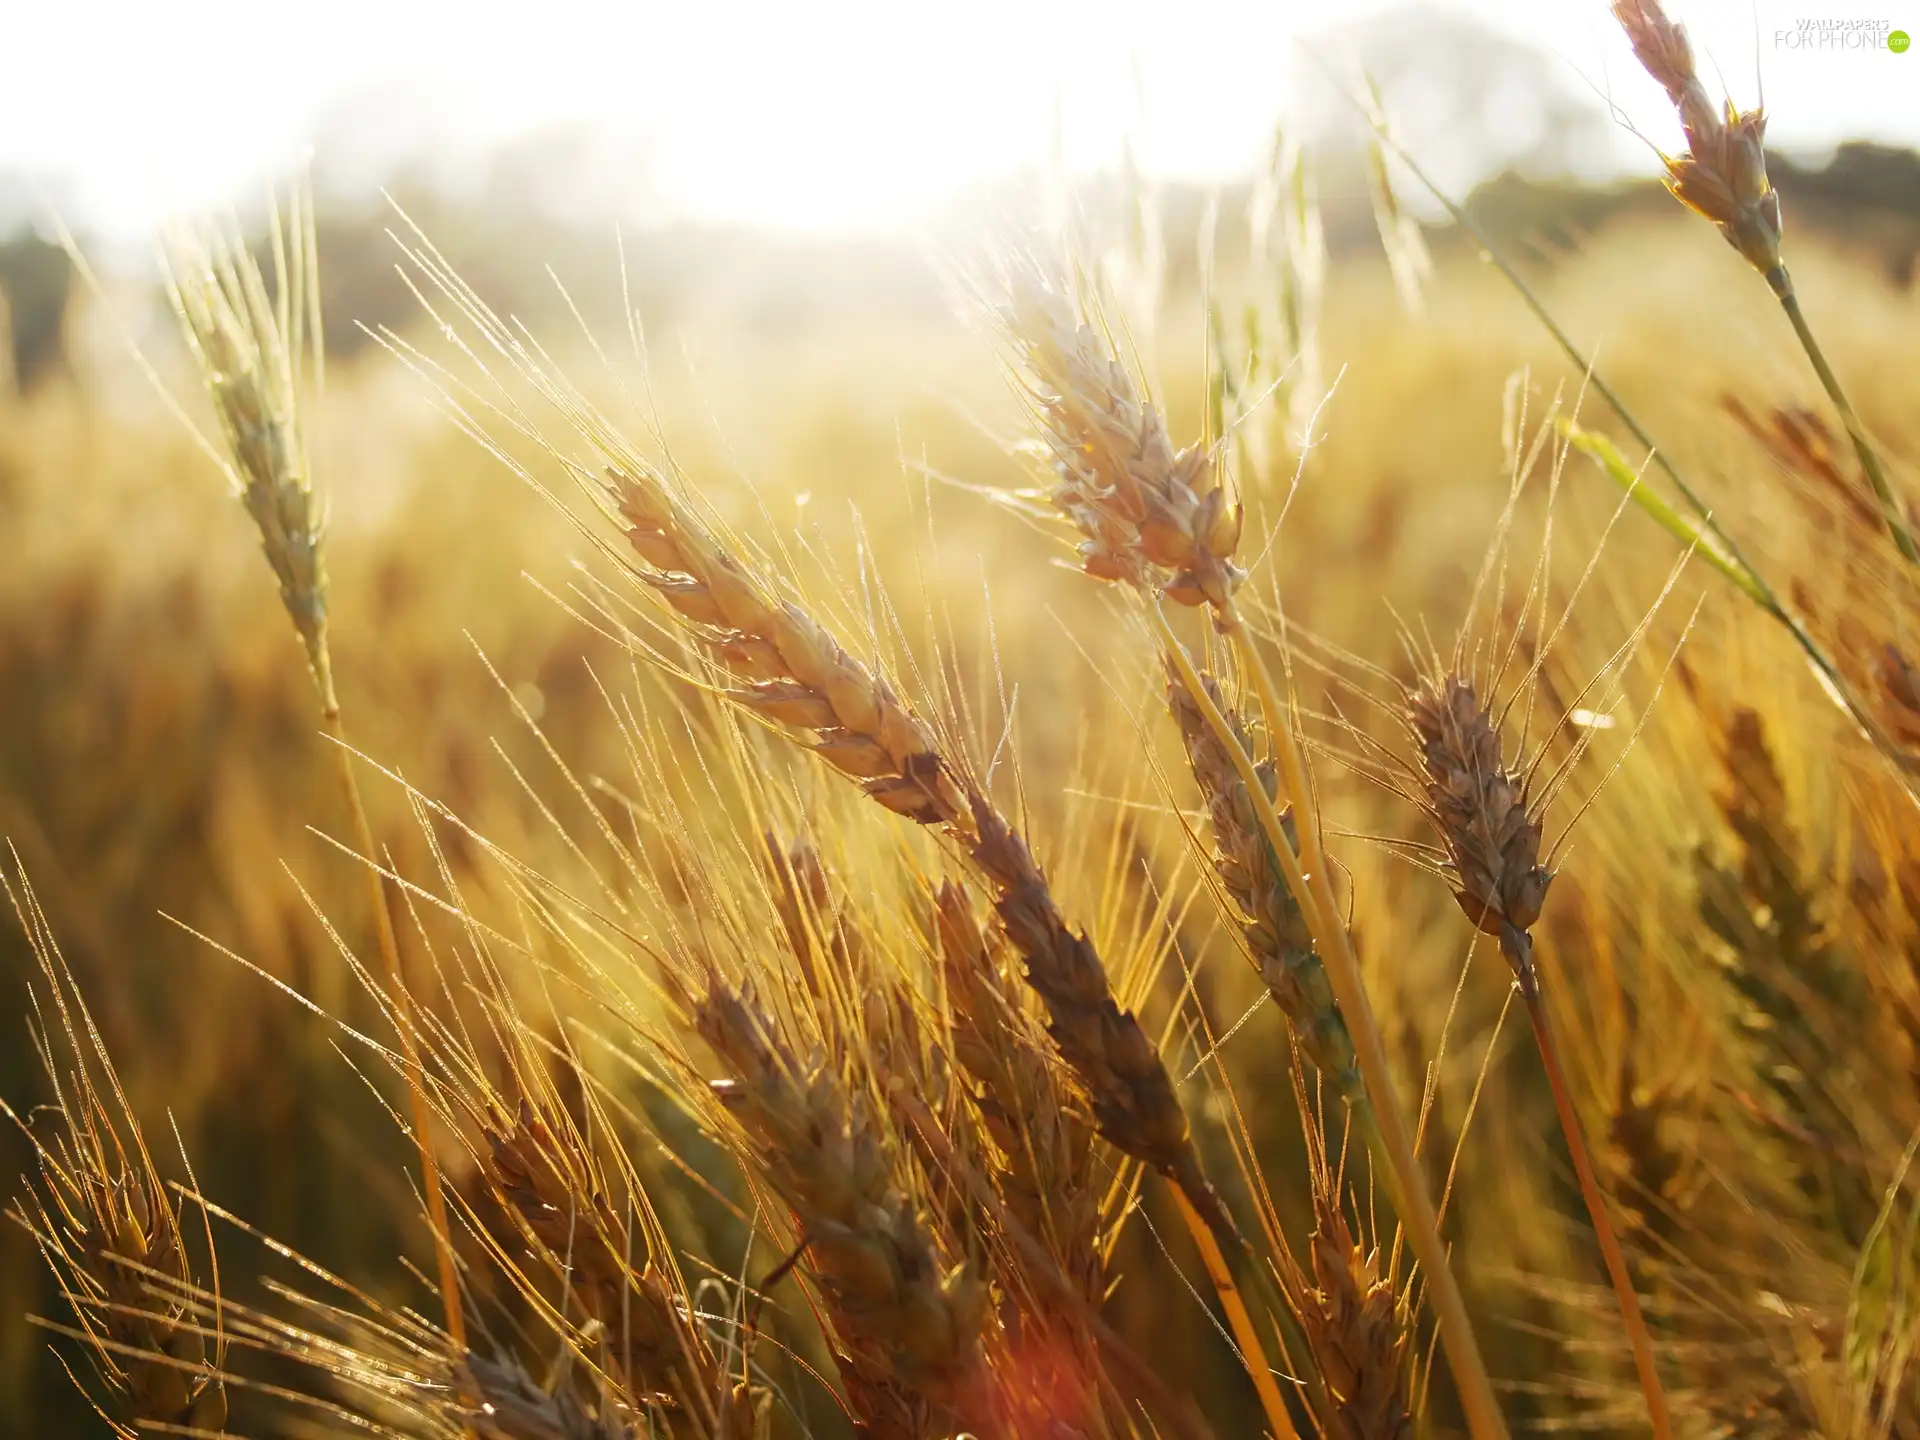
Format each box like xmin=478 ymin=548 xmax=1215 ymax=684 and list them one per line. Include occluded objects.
xmin=3 ymin=91 xmax=1920 ymax=1438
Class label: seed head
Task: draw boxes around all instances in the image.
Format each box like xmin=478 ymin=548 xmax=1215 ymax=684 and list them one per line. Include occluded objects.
xmin=1407 ymin=674 xmax=1553 ymax=986
xmin=1166 ymin=664 xmax=1360 ymax=1095
xmin=1613 ymin=0 xmax=1784 ymax=283
xmin=165 ymin=217 xmax=334 ymax=696
xmin=6 ymin=870 xmax=227 ymax=1436
xmin=1005 ymin=274 xmax=1245 ymax=609
xmin=696 ymin=981 xmax=987 ymax=1434
xmin=1303 ymin=1208 xmax=1413 ymax=1440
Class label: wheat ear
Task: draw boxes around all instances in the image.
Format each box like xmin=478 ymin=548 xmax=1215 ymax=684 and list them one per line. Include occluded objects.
xmin=483 ymin=1096 xmax=755 ymax=1437
xmin=1302 ymin=1205 xmax=1413 ymax=1440
xmin=697 ymin=978 xmax=988 ymax=1437
xmin=2 ymin=861 xmax=228 ymax=1436
xmin=162 ymin=206 xmax=465 ymax=1350
xmin=934 ymin=881 xmax=1104 ymax=1309
xmin=1167 ymin=663 xmax=1361 ymax=1096
xmin=1007 ymin=269 xmax=1506 ymax=1440
xmin=1612 ymin=0 xmax=1916 ymax=565
xmin=608 ymin=459 xmax=1234 ymax=1244
xmin=1409 ymin=670 xmax=1672 ymax=1439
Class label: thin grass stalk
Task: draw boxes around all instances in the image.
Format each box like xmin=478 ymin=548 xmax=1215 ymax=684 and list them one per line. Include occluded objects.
xmin=1774 ymin=288 xmax=1918 ymax=565
xmin=1156 ymin=613 xmax=1508 ymax=1440
xmin=320 ymin=702 xmax=467 ymax=1356
xmin=1522 ymin=992 xmax=1673 ymax=1439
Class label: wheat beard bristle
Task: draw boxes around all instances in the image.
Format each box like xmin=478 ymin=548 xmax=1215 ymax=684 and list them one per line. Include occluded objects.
xmin=1408 ymin=673 xmax=1552 ymax=986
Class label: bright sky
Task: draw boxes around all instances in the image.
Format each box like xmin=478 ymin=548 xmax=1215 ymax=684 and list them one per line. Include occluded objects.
xmin=4 ymin=0 xmax=1916 ymax=236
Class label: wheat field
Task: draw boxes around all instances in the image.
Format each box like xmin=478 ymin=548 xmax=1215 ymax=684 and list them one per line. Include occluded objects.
xmin=4 ymin=6 xmax=1920 ymax=1436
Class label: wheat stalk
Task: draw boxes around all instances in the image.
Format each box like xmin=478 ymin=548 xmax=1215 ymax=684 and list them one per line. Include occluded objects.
xmin=161 ymin=201 xmax=466 ymax=1352
xmin=2 ymin=859 xmax=228 ymax=1436
xmin=1612 ymin=0 xmax=1917 ymax=567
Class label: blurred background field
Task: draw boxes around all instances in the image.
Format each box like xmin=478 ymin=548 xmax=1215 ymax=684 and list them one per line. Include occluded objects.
xmin=5 ymin=5 xmax=1920 ymax=1435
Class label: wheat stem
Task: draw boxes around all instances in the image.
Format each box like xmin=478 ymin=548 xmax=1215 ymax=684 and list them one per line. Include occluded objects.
xmin=1521 ymin=986 xmax=1672 ymax=1440
xmin=1774 ymin=281 xmax=1919 ymax=566
xmin=1171 ymin=1183 xmax=1302 ymax=1440
xmin=1342 ymin=96 xmax=1920 ymax=802
xmin=320 ymin=704 xmax=465 ymax=1355
xmin=1156 ymin=609 xmax=1508 ymax=1440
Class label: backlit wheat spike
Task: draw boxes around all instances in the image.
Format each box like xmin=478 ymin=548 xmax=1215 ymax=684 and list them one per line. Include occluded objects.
xmin=606 ymin=452 xmax=1227 ymax=1231
xmin=1612 ymin=0 xmax=1782 ymax=285
xmin=1302 ymin=1205 xmax=1413 ymax=1440
xmin=1406 ymin=671 xmax=1672 ymax=1436
xmin=696 ymin=979 xmax=988 ymax=1437
xmin=1612 ymin=0 xmax=1916 ymax=568
xmin=934 ymin=881 xmax=1103 ymax=1312
xmin=1406 ymin=672 xmax=1553 ymax=985
xmin=483 ymin=1097 xmax=748 ymax=1435
xmin=1002 ymin=272 xmax=1244 ymax=609
xmin=1167 ymin=663 xmax=1362 ymax=1095
xmin=164 ymin=212 xmax=333 ymax=697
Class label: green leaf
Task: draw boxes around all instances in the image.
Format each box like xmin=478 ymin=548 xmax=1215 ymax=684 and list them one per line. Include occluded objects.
xmin=1559 ymin=418 xmax=1770 ymax=607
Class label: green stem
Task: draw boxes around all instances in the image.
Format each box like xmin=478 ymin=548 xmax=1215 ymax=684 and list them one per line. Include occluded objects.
xmin=1775 ymin=278 xmax=1920 ymax=566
